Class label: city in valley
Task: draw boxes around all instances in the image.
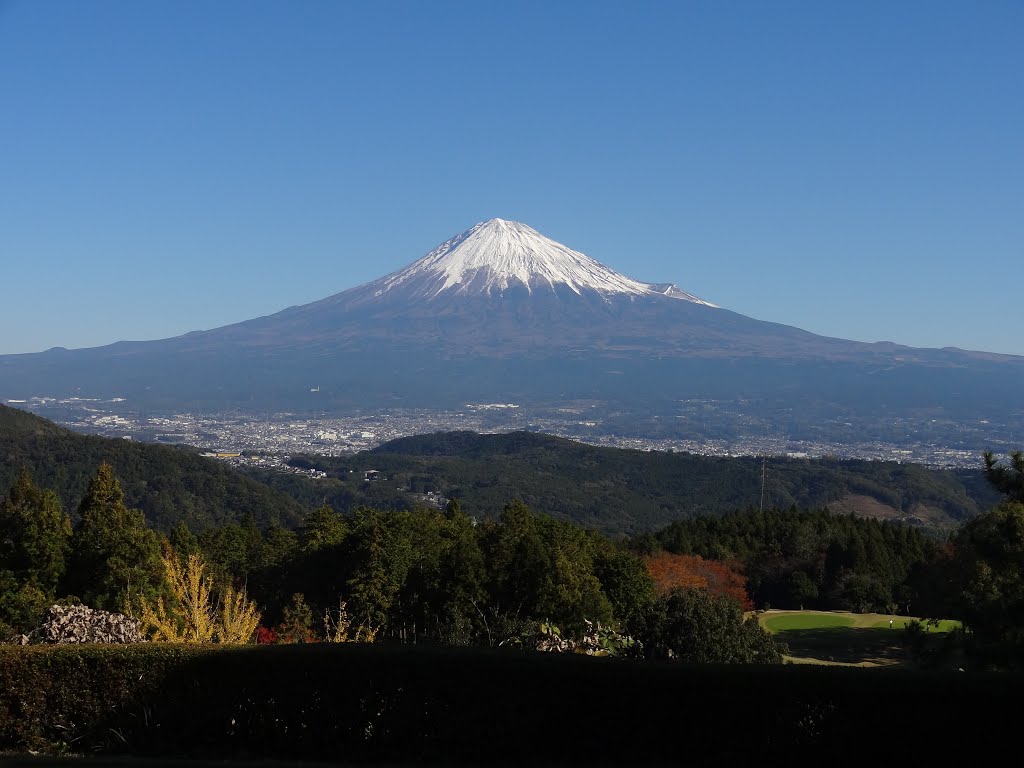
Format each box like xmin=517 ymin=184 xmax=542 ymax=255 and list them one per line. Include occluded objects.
xmin=9 ymin=394 xmax=1012 ymax=478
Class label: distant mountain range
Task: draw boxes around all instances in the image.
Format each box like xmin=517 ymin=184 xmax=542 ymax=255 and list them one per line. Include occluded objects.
xmin=2 ymin=219 xmax=1021 ymax=436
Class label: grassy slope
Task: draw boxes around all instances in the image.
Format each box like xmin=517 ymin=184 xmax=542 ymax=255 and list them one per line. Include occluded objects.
xmin=0 ymin=404 xmax=305 ymax=531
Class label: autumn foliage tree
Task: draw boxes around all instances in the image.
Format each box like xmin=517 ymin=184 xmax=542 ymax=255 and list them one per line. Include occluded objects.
xmin=137 ymin=542 xmax=215 ymax=642
xmin=135 ymin=542 xmax=260 ymax=644
xmin=644 ymin=551 xmax=753 ymax=611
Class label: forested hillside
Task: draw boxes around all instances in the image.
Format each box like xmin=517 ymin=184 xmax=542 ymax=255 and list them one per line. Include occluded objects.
xmin=279 ymin=431 xmax=999 ymax=535
xmin=0 ymin=405 xmax=304 ymax=531
xmin=643 ymin=508 xmax=940 ymax=613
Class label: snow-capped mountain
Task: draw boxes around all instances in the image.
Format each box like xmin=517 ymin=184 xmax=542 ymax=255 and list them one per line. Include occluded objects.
xmin=0 ymin=218 xmax=1021 ymax=423
xmin=367 ymin=218 xmax=716 ymax=305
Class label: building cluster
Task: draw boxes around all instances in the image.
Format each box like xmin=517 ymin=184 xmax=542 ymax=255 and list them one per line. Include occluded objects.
xmin=10 ymin=395 xmax=1004 ymax=471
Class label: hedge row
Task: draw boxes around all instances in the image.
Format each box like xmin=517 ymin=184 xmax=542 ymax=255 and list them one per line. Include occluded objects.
xmin=0 ymin=643 xmax=1019 ymax=762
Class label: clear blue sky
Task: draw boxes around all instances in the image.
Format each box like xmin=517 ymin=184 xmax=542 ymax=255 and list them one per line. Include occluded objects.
xmin=1 ymin=0 xmax=1021 ymax=355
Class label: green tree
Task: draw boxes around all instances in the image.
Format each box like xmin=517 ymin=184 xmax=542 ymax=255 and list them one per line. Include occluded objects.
xmin=788 ymin=570 xmax=819 ymax=610
xmin=594 ymin=550 xmax=655 ymax=627
xmin=482 ymin=501 xmax=551 ymax=617
xmin=482 ymin=501 xmax=612 ymax=630
xmin=951 ymin=501 xmax=1024 ymax=665
xmin=344 ymin=508 xmax=413 ymax=639
xmin=0 ymin=467 xmax=72 ymax=593
xmin=169 ymin=521 xmax=201 ymax=561
xmin=299 ymin=503 xmax=348 ymax=552
xmin=396 ymin=505 xmax=485 ymax=644
xmin=278 ymin=592 xmax=314 ymax=643
xmin=633 ymin=587 xmax=782 ymax=664
xmin=435 ymin=505 xmax=485 ymax=643
xmin=0 ymin=572 xmax=50 ymax=636
xmin=64 ymin=463 xmax=164 ymax=611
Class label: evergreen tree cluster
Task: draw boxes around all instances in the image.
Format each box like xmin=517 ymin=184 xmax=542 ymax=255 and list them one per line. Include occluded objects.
xmin=0 ymin=467 xmax=779 ymax=662
xmin=644 ymin=508 xmax=940 ymax=614
xmin=0 ymin=464 xmax=163 ymax=636
xmin=278 ymin=430 xmax=997 ymax=534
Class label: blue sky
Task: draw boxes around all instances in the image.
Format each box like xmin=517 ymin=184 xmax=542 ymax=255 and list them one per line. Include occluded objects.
xmin=1 ymin=0 xmax=1021 ymax=355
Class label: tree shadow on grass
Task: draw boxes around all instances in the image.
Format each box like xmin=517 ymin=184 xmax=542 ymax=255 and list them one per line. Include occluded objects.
xmin=777 ymin=627 xmax=909 ymax=665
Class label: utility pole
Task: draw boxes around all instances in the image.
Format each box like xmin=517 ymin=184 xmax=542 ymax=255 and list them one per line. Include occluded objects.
xmin=759 ymin=455 xmax=767 ymax=513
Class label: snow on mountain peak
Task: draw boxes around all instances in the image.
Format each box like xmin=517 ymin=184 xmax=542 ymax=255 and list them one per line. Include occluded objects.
xmin=373 ymin=219 xmax=716 ymax=306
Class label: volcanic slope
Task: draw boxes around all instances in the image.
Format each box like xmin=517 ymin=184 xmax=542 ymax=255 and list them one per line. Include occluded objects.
xmin=1 ymin=218 xmax=1021 ymax=417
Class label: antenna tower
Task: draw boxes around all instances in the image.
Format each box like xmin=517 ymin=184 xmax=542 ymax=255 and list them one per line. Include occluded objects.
xmin=759 ymin=455 xmax=767 ymax=513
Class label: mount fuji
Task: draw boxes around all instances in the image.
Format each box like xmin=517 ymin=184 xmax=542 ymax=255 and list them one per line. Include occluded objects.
xmin=1 ymin=218 xmax=1021 ymax=425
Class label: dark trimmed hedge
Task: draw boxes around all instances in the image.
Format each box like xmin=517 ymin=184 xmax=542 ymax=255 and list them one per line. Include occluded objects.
xmin=0 ymin=643 xmax=1019 ymax=762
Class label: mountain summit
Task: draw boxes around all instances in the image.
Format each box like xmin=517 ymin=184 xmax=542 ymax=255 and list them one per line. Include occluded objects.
xmin=366 ymin=218 xmax=715 ymax=305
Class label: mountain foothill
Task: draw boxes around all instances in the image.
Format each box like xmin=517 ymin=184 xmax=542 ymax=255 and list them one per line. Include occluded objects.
xmin=0 ymin=404 xmax=1000 ymax=536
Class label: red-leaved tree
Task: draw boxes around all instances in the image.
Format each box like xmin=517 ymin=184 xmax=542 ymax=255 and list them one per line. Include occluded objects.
xmin=644 ymin=551 xmax=753 ymax=611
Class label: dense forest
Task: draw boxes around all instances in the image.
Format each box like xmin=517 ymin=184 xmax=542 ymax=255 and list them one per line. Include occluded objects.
xmin=1 ymin=406 xmax=1000 ymax=538
xmin=641 ymin=508 xmax=939 ymax=614
xmin=2 ymin=453 xmax=1024 ymax=667
xmin=0 ymin=404 xmax=305 ymax=531
xmin=279 ymin=430 xmax=999 ymax=534
xmin=0 ymin=464 xmax=781 ymax=663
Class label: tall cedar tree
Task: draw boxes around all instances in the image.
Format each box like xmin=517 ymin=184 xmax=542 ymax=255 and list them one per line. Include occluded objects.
xmin=344 ymin=508 xmax=413 ymax=638
xmin=65 ymin=463 xmax=164 ymax=611
xmin=0 ymin=467 xmax=72 ymax=593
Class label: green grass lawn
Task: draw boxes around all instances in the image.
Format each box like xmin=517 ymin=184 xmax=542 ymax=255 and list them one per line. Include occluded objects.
xmin=763 ymin=612 xmax=856 ymax=632
xmin=759 ymin=611 xmax=962 ymax=666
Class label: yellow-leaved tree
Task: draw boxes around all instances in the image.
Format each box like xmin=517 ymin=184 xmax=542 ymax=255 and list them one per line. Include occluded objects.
xmin=135 ymin=541 xmax=260 ymax=644
xmin=218 ymin=583 xmax=261 ymax=644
